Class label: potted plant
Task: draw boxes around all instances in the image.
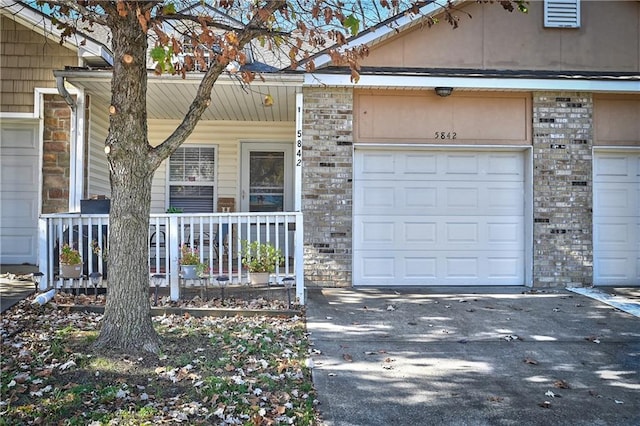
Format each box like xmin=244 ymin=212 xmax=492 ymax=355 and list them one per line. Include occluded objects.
xmin=241 ymin=241 xmax=284 ymax=285
xmin=179 ymin=244 xmax=204 ymax=280
xmin=59 ymin=243 xmax=83 ymax=278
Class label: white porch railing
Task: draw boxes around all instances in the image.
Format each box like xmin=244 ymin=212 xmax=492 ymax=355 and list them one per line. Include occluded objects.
xmin=38 ymin=212 xmax=305 ymax=303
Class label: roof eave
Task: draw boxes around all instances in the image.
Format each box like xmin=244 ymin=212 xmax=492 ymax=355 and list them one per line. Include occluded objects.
xmin=0 ymin=0 xmax=113 ymax=66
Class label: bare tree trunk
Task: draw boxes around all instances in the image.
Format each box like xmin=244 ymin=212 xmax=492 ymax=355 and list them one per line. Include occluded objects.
xmin=94 ymin=8 xmax=159 ymax=354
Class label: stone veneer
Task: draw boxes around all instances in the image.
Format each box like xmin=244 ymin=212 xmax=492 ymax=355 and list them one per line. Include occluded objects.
xmin=42 ymin=94 xmax=71 ymax=213
xmin=532 ymin=92 xmax=593 ymax=287
xmin=302 ymin=87 xmax=354 ymax=287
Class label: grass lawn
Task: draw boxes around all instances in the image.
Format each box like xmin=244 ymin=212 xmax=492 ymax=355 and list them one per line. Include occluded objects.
xmin=0 ymin=295 xmax=318 ymax=425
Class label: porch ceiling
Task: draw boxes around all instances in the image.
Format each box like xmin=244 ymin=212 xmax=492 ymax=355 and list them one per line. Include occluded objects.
xmin=61 ymin=70 xmax=303 ymax=122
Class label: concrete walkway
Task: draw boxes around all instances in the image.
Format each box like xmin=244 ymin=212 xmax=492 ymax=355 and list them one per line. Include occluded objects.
xmin=306 ymin=287 xmax=640 ymax=426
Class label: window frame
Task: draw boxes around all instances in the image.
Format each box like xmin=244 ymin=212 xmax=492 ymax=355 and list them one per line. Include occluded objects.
xmin=166 ymin=144 xmax=218 ymax=213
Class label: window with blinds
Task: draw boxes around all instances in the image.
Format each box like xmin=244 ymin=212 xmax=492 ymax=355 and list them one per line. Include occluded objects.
xmin=544 ymin=0 xmax=580 ymax=28
xmin=168 ymin=146 xmax=216 ymax=212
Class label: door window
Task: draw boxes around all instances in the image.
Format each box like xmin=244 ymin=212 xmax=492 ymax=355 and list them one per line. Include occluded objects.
xmin=241 ymin=143 xmax=293 ymax=212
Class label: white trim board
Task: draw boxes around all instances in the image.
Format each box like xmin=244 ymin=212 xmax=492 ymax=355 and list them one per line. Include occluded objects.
xmin=304 ymin=74 xmax=640 ymax=93
xmin=568 ymin=287 xmax=640 ymax=318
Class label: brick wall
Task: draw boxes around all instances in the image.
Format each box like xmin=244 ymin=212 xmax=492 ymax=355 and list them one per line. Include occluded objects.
xmin=532 ymin=92 xmax=593 ymax=287
xmin=302 ymin=87 xmax=353 ymax=287
xmin=42 ymin=94 xmax=71 ymax=213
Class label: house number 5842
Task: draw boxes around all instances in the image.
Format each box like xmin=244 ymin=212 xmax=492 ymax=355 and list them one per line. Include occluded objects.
xmin=434 ymin=131 xmax=457 ymax=140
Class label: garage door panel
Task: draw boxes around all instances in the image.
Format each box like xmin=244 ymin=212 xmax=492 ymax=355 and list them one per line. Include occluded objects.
xmin=405 ymin=154 xmax=438 ymax=174
xmin=354 ymin=250 xmax=524 ymax=285
xmin=488 ymin=154 xmax=523 ymax=176
xmin=358 ymin=152 xmax=396 ymax=175
xmin=594 ymin=154 xmax=639 ymax=183
xmin=1 ymin=158 xmax=39 ymax=192
xmin=356 ymin=151 xmax=524 ymax=182
xmin=594 ymin=183 xmax=638 ymax=216
xmin=0 ymin=194 xmax=38 ymax=228
xmin=0 ymin=234 xmax=37 ymax=258
xmin=356 ymin=181 xmax=523 ymax=216
xmin=356 ymin=215 xmax=523 ymax=251
xmin=360 ymin=220 xmax=396 ymax=243
xmin=361 ymin=186 xmax=397 ymax=209
xmin=595 ymin=256 xmax=639 ymax=282
xmin=595 ymin=221 xmax=638 ymax=251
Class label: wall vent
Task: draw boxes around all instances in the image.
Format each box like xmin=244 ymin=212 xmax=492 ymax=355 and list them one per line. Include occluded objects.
xmin=544 ymin=0 xmax=580 ymax=28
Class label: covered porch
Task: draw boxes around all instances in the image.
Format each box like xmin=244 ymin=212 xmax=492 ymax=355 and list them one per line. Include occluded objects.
xmin=42 ymin=70 xmax=306 ymax=302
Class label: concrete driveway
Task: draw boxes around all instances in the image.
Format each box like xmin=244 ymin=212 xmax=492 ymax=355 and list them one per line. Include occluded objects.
xmin=306 ymin=287 xmax=640 ymax=426
xmin=0 ymin=265 xmax=38 ymax=313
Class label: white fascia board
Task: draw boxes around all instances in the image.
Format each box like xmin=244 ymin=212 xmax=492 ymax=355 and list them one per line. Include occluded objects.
xmin=303 ymin=73 xmax=640 ymax=93
xmin=59 ymin=69 xmax=304 ymax=88
xmin=301 ymin=1 xmax=458 ymax=70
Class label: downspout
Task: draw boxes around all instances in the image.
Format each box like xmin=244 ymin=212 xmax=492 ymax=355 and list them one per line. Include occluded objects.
xmin=56 ymin=75 xmax=84 ymax=212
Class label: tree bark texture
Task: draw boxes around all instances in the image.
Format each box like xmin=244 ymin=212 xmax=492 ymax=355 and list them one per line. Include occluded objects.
xmin=94 ymin=9 xmax=159 ymax=353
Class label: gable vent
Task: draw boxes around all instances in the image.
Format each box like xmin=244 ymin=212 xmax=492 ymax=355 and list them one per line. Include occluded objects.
xmin=544 ymin=0 xmax=580 ymax=28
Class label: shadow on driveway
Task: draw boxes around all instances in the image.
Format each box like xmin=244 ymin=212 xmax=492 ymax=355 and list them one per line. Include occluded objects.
xmin=306 ymin=287 xmax=640 ymax=426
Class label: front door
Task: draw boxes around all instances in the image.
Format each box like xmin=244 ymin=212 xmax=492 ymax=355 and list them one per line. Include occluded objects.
xmin=240 ymin=142 xmax=293 ymax=212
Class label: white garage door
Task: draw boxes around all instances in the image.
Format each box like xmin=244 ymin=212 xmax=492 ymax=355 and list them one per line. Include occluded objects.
xmin=354 ymin=149 xmax=525 ymax=286
xmin=0 ymin=122 xmax=40 ymax=265
xmin=593 ymin=151 xmax=640 ymax=286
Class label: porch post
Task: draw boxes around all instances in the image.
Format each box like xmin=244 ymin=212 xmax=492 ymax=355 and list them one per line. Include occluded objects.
xmin=295 ymin=212 xmax=305 ymax=304
xmin=37 ymin=218 xmax=49 ymax=290
xmin=294 ymin=91 xmax=303 ymax=212
xmin=168 ymin=215 xmax=180 ymax=301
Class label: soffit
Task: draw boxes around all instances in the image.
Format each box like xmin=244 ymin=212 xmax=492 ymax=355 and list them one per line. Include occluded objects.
xmin=62 ymin=71 xmax=302 ymax=122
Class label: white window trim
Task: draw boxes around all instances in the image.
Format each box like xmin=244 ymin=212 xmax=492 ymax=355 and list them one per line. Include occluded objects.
xmin=165 ymin=144 xmax=218 ymax=213
xmin=544 ymin=0 xmax=581 ymax=29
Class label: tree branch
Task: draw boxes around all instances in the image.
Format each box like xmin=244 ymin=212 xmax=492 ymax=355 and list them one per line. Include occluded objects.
xmin=148 ymin=0 xmax=287 ymax=167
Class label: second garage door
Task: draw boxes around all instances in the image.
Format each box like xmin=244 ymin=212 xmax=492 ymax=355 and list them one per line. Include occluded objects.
xmin=353 ymin=148 xmax=526 ymax=286
xmin=593 ymin=150 xmax=640 ymax=286
xmin=0 ymin=121 xmax=40 ymax=265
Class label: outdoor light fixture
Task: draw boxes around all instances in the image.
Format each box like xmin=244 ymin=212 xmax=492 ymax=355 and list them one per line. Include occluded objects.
xmin=151 ymin=274 xmax=165 ymax=306
xmin=283 ymin=277 xmax=295 ymax=309
xmin=89 ymin=272 xmax=102 ymax=301
xmin=216 ymin=275 xmax=230 ymax=303
xmin=31 ymin=272 xmax=44 ymax=292
xmin=435 ymin=87 xmax=453 ymax=97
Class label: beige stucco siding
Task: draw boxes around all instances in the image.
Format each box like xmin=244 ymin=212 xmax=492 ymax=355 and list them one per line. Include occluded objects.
xmin=0 ymin=17 xmax=78 ymax=113
xmin=362 ymin=1 xmax=639 ymax=72
xmin=148 ymin=120 xmax=294 ymax=213
xmin=594 ymin=94 xmax=640 ymax=146
xmin=354 ymin=90 xmax=531 ymax=144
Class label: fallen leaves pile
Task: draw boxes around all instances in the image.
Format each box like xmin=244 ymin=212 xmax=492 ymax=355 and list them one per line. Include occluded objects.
xmin=51 ymin=291 xmax=294 ymax=311
xmin=0 ymin=298 xmax=318 ymax=425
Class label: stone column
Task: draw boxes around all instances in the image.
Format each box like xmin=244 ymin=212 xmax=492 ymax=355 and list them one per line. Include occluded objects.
xmin=532 ymin=92 xmax=593 ymax=287
xmin=42 ymin=94 xmax=72 ymax=213
xmin=302 ymin=87 xmax=353 ymax=287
